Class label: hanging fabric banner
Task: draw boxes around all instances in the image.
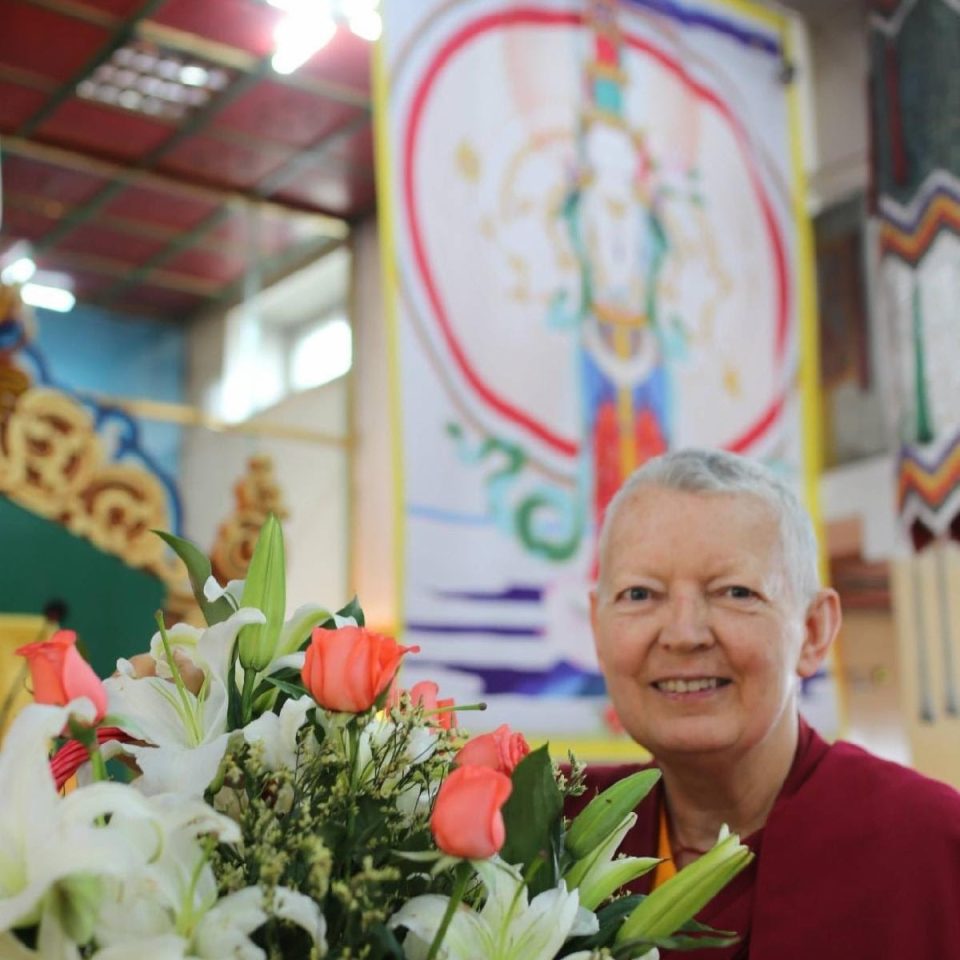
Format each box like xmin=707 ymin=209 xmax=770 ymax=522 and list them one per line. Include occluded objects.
xmin=376 ymin=0 xmax=829 ymax=749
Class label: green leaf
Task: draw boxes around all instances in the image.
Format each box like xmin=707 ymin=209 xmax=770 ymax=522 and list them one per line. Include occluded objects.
xmin=559 ymin=895 xmax=643 ymax=955
xmin=154 ymin=530 xmax=234 ymax=625
xmin=336 ymin=596 xmax=365 ymax=627
xmin=499 ymin=745 xmax=564 ymax=896
xmin=560 ymin=897 xmax=740 ymax=957
xmin=296 ymin=597 xmax=364 ymax=652
xmin=262 ymin=675 xmax=306 ymax=699
xmin=276 ymin=604 xmax=332 ymax=657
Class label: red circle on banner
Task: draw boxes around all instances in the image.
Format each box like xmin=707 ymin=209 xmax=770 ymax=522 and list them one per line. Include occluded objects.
xmin=402 ymin=7 xmax=790 ymax=458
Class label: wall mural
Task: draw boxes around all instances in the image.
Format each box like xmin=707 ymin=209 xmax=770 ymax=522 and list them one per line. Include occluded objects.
xmin=378 ymin=0 xmax=831 ymax=747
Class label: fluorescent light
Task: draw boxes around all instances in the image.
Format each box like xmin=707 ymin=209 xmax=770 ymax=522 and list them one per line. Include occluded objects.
xmin=1 ymin=257 xmax=36 ymax=285
xmin=21 ymin=283 xmax=76 ymax=312
xmin=348 ymin=10 xmax=381 ymax=40
xmin=179 ymin=64 xmax=209 ymax=86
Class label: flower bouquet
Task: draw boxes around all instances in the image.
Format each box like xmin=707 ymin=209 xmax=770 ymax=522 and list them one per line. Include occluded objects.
xmin=1 ymin=518 xmax=753 ymax=959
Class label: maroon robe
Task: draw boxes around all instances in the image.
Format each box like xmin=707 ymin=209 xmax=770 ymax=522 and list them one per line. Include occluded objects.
xmin=574 ymin=718 xmax=960 ymax=959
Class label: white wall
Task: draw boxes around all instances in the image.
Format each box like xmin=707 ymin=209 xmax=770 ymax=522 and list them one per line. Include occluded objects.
xmin=181 ymin=266 xmax=352 ymax=616
xmin=803 ymin=2 xmax=870 ymax=213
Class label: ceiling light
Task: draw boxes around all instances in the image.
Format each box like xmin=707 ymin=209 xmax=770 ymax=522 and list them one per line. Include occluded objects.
xmin=1 ymin=256 xmax=36 ymax=285
xmin=21 ymin=283 xmax=75 ymax=313
xmin=156 ymin=59 xmax=182 ymax=80
xmin=131 ymin=52 xmax=156 ymax=73
xmin=340 ymin=0 xmax=378 ymax=16
xmin=179 ymin=64 xmax=209 ymax=86
xmin=271 ymin=11 xmax=336 ymax=75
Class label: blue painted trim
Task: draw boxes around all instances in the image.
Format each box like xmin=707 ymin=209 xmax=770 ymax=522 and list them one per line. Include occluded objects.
xmin=621 ymin=0 xmax=782 ymax=56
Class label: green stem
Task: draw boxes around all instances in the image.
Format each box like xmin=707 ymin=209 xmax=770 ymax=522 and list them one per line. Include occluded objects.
xmin=155 ymin=612 xmax=202 ymax=743
xmin=240 ymin=667 xmax=257 ymax=725
xmin=426 ymin=862 xmax=471 ymax=960
xmin=343 ymin=722 xmax=361 ymax=875
xmin=89 ymin=745 xmax=108 ymax=782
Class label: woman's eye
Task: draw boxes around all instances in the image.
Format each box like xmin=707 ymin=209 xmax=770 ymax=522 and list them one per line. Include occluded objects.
xmin=726 ymin=585 xmax=755 ymax=600
xmin=625 ymin=586 xmax=651 ymax=601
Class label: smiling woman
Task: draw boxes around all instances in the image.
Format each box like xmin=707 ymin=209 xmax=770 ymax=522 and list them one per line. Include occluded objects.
xmin=582 ymin=448 xmax=960 ymax=960
xmin=592 ymin=481 xmax=834 ymax=777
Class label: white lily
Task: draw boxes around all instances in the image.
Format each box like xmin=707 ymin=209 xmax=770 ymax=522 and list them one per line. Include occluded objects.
xmin=202 ymin=575 xmax=244 ymax=608
xmin=240 ymin=695 xmax=317 ymax=771
xmin=389 ymin=858 xmax=598 ymax=960
xmin=0 ymin=702 xmax=163 ymax=954
xmin=94 ymin=791 xmax=325 ymax=960
xmin=104 ymin=608 xmax=267 ymax=795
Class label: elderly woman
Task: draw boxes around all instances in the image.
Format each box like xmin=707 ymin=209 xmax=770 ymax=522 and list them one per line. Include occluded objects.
xmin=586 ymin=449 xmax=960 ymax=959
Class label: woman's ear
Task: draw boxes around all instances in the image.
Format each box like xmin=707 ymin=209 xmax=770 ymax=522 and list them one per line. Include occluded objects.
xmin=797 ymin=588 xmax=842 ymax=678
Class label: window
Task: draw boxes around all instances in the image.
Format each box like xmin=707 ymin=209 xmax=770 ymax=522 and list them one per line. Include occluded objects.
xmin=289 ymin=314 xmax=352 ymax=392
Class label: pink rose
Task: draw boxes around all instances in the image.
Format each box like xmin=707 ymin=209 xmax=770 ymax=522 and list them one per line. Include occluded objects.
xmin=408 ymin=680 xmax=457 ymax=730
xmin=431 ymin=765 xmax=513 ymax=859
xmin=15 ymin=629 xmax=107 ymax=723
xmin=301 ymin=626 xmax=417 ymax=713
xmin=455 ymin=724 xmax=530 ymax=774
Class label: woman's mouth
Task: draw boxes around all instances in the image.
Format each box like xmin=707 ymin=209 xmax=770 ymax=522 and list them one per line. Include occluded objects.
xmin=652 ymin=677 xmax=732 ymax=694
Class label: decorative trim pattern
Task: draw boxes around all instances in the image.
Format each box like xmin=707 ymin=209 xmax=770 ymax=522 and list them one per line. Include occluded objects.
xmin=879 ymin=172 xmax=960 ymax=264
xmin=897 ymin=431 xmax=960 ymax=538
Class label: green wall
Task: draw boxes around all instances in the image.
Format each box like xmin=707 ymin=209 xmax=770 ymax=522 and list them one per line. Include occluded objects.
xmin=0 ymin=495 xmax=166 ymax=678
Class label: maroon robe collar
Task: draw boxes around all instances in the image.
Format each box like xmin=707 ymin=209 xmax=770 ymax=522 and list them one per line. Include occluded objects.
xmin=583 ymin=716 xmax=960 ymax=959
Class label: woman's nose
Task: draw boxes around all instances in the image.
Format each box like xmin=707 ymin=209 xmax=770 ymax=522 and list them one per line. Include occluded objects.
xmin=659 ymin=592 xmax=713 ymax=650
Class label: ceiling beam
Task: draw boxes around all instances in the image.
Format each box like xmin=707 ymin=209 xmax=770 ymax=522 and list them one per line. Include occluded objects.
xmin=1 ymin=136 xmax=349 ymax=234
xmin=40 ymin=249 xmax=222 ymax=296
xmin=196 ymin=233 xmax=348 ymax=316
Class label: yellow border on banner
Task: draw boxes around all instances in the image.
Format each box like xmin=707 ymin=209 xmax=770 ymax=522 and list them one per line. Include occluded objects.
xmin=371 ymin=34 xmax=407 ymax=635
xmin=713 ymin=0 xmax=785 ymax=32
xmin=783 ymin=17 xmax=850 ymax=737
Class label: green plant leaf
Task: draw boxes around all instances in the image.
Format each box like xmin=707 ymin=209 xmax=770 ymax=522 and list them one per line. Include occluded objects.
xmin=336 ymin=595 xmax=365 ymax=627
xmin=263 ymin=675 xmax=306 ymax=699
xmin=154 ymin=530 xmax=234 ymax=625
xmin=499 ymin=745 xmax=563 ymax=896
xmin=558 ymin=894 xmax=643 ymax=955
xmin=560 ymin=897 xmax=740 ymax=957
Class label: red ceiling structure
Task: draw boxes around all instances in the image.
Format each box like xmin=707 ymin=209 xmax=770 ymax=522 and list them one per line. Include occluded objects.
xmin=0 ymin=0 xmax=374 ymax=320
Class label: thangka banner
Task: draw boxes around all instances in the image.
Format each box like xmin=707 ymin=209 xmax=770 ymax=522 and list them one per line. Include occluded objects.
xmin=377 ymin=0 xmax=834 ymax=746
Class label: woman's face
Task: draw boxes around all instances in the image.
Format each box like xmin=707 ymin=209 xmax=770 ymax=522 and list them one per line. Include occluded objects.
xmin=591 ymin=486 xmax=822 ymax=765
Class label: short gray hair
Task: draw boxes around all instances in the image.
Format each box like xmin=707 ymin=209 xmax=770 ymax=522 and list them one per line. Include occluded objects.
xmin=598 ymin=448 xmax=820 ymax=605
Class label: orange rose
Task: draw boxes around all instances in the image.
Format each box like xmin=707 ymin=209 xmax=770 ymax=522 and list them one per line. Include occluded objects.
xmin=431 ymin=765 xmax=513 ymax=859
xmin=301 ymin=626 xmax=417 ymax=713
xmin=455 ymin=723 xmax=530 ymax=774
xmin=15 ymin=629 xmax=108 ymax=723
xmin=408 ymin=680 xmax=457 ymax=730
